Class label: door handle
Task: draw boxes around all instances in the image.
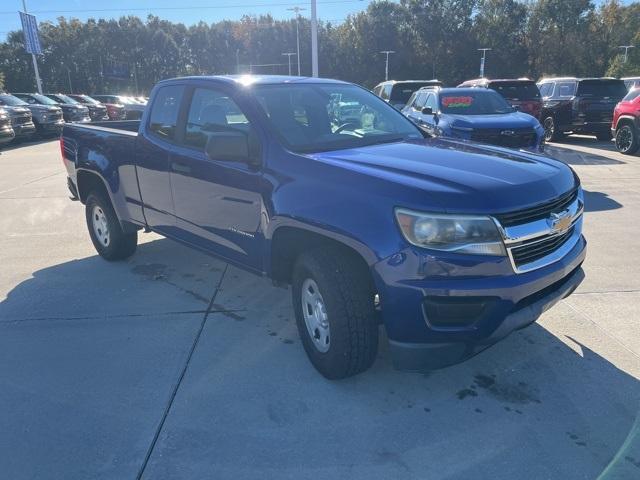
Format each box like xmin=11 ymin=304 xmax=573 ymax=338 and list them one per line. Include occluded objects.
xmin=171 ymin=162 xmax=191 ymax=174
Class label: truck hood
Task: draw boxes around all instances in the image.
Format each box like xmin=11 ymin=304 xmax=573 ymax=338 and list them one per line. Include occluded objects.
xmin=445 ymin=112 xmax=539 ymax=130
xmin=310 ymin=138 xmax=576 ymax=214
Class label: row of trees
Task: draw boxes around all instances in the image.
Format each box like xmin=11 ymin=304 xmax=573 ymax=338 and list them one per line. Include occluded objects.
xmin=0 ymin=0 xmax=638 ymax=94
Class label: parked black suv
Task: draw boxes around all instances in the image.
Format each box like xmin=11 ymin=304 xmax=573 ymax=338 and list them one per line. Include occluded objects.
xmin=65 ymin=94 xmax=109 ymax=121
xmin=373 ymin=80 xmax=443 ymax=109
xmin=537 ymin=77 xmax=627 ymax=141
xmin=0 ymin=93 xmax=36 ymax=140
xmin=13 ymin=93 xmax=65 ymax=136
xmin=44 ymin=94 xmax=91 ymax=123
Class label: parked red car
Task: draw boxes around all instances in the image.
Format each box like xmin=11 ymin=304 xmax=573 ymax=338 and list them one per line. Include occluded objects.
xmin=612 ymin=88 xmax=640 ymax=155
xmin=457 ymin=78 xmax=542 ymax=119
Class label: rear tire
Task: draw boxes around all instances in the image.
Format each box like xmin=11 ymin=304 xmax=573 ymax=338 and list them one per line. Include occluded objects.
xmin=85 ymin=192 xmax=137 ymax=261
xmin=292 ymin=247 xmax=378 ymax=379
xmin=614 ymin=125 xmax=639 ymax=155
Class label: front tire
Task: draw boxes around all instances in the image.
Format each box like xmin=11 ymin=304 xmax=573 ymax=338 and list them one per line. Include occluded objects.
xmin=543 ymin=116 xmax=562 ymax=142
xmin=615 ymin=125 xmax=639 ymax=155
xmin=292 ymin=247 xmax=378 ymax=379
xmin=85 ymin=192 xmax=137 ymax=260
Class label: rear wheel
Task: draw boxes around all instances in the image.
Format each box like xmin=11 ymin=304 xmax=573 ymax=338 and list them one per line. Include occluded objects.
xmin=85 ymin=192 xmax=137 ymax=260
xmin=614 ymin=125 xmax=639 ymax=155
xmin=292 ymin=247 xmax=378 ymax=379
xmin=543 ymin=116 xmax=562 ymax=142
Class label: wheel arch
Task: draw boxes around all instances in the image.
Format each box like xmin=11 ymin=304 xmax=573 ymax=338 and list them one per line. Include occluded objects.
xmin=76 ymin=169 xmax=140 ymax=233
xmin=268 ymin=223 xmax=377 ymax=289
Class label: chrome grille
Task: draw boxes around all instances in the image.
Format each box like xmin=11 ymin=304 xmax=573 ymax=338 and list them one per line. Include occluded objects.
xmin=495 ymin=187 xmax=578 ymax=227
xmin=510 ymin=227 xmax=575 ymax=268
xmin=12 ymin=114 xmax=31 ymax=125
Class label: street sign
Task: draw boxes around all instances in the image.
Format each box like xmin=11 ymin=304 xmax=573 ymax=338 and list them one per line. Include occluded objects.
xmin=19 ymin=11 xmax=42 ymax=55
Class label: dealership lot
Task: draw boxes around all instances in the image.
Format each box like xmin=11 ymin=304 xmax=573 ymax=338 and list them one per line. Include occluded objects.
xmin=1 ymin=139 xmax=639 ymax=479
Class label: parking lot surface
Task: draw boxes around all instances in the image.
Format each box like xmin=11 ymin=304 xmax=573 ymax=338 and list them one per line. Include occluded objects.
xmin=1 ymin=138 xmax=639 ymax=479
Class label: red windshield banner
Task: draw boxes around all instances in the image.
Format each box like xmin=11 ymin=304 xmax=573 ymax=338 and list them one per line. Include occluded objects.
xmin=442 ymin=96 xmax=474 ymax=108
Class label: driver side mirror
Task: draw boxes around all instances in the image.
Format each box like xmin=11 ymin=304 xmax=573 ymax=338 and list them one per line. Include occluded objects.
xmin=205 ymin=129 xmax=261 ymax=167
xmin=421 ymin=106 xmax=434 ymax=115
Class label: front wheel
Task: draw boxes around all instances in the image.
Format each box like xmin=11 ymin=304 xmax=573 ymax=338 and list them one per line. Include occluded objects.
xmin=85 ymin=192 xmax=137 ymax=260
xmin=614 ymin=125 xmax=639 ymax=154
xmin=292 ymin=247 xmax=378 ymax=379
xmin=543 ymin=116 xmax=561 ymax=142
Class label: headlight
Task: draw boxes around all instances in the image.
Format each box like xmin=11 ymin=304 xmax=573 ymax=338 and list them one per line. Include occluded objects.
xmin=395 ymin=208 xmax=506 ymax=256
xmin=39 ymin=113 xmax=47 ymax=121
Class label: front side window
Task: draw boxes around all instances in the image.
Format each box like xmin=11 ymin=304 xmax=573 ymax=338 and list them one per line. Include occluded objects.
xmin=148 ymin=85 xmax=184 ymax=141
xmin=538 ymin=83 xmax=554 ymax=97
xmin=425 ymin=93 xmax=438 ymax=112
xmin=413 ymin=93 xmax=427 ymax=110
xmin=252 ymin=83 xmax=422 ymax=153
xmin=183 ymin=88 xmax=250 ymax=151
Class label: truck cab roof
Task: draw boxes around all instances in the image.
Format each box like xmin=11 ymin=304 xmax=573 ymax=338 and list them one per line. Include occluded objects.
xmin=158 ymin=75 xmax=349 ymax=88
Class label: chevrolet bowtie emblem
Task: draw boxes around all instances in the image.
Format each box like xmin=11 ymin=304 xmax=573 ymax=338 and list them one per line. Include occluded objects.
xmin=547 ymin=211 xmax=572 ymax=233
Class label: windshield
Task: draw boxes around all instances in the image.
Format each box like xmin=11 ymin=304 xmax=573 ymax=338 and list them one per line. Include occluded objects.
xmin=623 ymin=88 xmax=640 ymax=102
xmin=439 ymin=90 xmax=514 ymax=115
xmin=577 ymin=80 xmax=627 ymax=99
xmin=30 ymin=94 xmax=59 ymax=105
xmin=49 ymin=94 xmax=80 ymax=105
xmin=251 ymin=83 xmax=423 ymax=153
xmin=390 ymin=83 xmax=440 ymax=104
xmin=0 ymin=94 xmax=28 ymax=106
xmin=490 ymin=82 xmax=540 ymax=101
xmin=72 ymin=95 xmax=101 ymax=105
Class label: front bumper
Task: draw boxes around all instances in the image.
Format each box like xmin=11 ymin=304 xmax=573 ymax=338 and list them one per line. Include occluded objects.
xmin=12 ymin=122 xmax=36 ymax=137
xmin=374 ymin=232 xmax=586 ymax=371
xmin=36 ymin=120 xmax=65 ymax=133
xmin=389 ymin=265 xmax=584 ymax=370
xmin=0 ymin=126 xmax=15 ymax=144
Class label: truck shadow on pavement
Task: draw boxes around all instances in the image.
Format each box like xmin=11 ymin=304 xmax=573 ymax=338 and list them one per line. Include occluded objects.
xmin=583 ymin=189 xmax=623 ymax=212
xmin=546 ymin=143 xmax=625 ymax=165
xmin=1 ymin=237 xmax=639 ymax=479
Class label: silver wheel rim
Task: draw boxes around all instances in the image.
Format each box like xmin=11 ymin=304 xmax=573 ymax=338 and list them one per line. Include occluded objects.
xmin=616 ymin=127 xmax=633 ymax=152
xmin=543 ymin=118 xmax=554 ymax=141
xmin=91 ymin=205 xmax=110 ymax=247
xmin=301 ymin=278 xmax=330 ymax=353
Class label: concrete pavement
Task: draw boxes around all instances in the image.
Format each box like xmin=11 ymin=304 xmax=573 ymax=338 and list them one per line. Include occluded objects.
xmin=0 ymin=137 xmax=639 ymax=479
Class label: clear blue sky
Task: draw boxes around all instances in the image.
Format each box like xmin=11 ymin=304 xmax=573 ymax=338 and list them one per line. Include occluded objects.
xmin=0 ymin=0 xmax=374 ymax=40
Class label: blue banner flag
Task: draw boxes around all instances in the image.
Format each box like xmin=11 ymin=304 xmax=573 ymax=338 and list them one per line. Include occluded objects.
xmin=19 ymin=11 xmax=42 ymax=55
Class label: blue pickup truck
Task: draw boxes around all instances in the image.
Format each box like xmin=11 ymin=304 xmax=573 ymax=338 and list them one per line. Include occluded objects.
xmin=61 ymin=75 xmax=586 ymax=379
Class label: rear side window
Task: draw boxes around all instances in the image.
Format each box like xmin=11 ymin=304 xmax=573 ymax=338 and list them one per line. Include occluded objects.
xmin=623 ymin=89 xmax=640 ymax=102
xmin=556 ymin=82 xmax=576 ymax=98
xmin=577 ymin=80 xmax=627 ymax=99
xmin=490 ymin=82 xmax=540 ymax=101
xmin=148 ymin=85 xmax=184 ymax=141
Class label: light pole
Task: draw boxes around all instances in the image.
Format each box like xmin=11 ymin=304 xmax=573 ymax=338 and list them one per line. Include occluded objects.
xmin=311 ymin=0 xmax=318 ymax=77
xmin=618 ymin=45 xmax=635 ymax=63
xmin=287 ymin=6 xmax=306 ymax=76
xmin=478 ymin=48 xmax=491 ymax=78
xmin=282 ymin=52 xmax=296 ymax=75
xmin=380 ymin=50 xmax=395 ymax=81
xmin=21 ymin=0 xmax=43 ymax=93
